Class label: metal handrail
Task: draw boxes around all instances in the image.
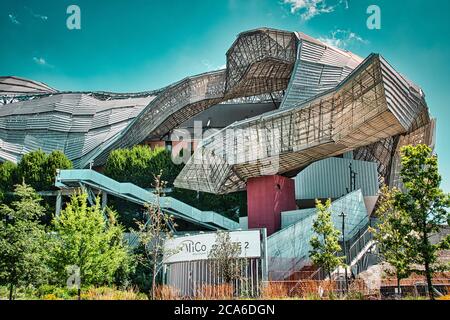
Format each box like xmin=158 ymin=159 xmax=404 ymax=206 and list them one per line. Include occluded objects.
xmin=307 ymin=218 xmax=377 ymax=281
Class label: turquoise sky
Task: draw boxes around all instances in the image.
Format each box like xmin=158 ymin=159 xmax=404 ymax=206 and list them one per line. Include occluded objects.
xmin=1 ymin=0 xmax=449 ymax=191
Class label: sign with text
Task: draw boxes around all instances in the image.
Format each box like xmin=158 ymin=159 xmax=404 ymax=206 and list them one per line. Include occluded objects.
xmin=163 ymin=230 xmax=261 ymax=264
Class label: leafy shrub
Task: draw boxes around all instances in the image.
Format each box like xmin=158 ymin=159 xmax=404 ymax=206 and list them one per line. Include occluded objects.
xmin=50 ymin=193 xmax=133 ymax=287
xmin=80 ymin=286 xmax=147 ymax=300
xmin=37 ymin=285 xmax=78 ymax=300
xmin=104 ymin=146 xmax=182 ymax=187
xmin=0 ymin=150 xmax=72 ymax=192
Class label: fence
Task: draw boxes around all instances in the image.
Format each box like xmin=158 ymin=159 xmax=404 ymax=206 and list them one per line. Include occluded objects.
xmin=163 ymin=258 xmax=263 ymax=298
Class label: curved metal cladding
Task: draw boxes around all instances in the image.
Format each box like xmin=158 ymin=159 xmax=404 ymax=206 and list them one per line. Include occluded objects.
xmin=0 ymin=28 xmax=433 ymax=182
xmin=82 ymin=28 xmax=298 ymax=168
xmin=280 ymin=32 xmax=363 ymax=109
xmin=0 ymin=76 xmax=58 ymax=102
xmin=294 ymin=157 xmax=379 ymax=200
xmin=0 ymin=93 xmax=155 ymax=165
xmin=0 ymin=28 xmax=298 ymax=167
xmin=174 ymin=54 xmax=431 ymax=194
xmin=225 ymin=28 xmax=297 ymax=96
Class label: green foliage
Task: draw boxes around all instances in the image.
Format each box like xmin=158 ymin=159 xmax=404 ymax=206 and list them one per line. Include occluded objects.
xmin=43 ymin=150 xmax=73 ymax=188
xmin=0 ymin=161 xmax=17 ymax=188
xmin=208 ymin=231 xmax=245 ymax=284
xmin=0 ymin=183 xmax=52 ymax=299
xmin=50 ymin=193 xmax=132 ymax=287
xmin=104 ymin=145 xmax=182 ymax=187
xmin=132 ymin=173 xmax=177 ymax=299
xmin=0 ymin=161 xmax=17 ymax=202
xmin=370 ymin=185 xmax=415 ymax=291
xmin=393 ymin=144 xmax=450 ymax=299
xmin=0 ymin=150 xmax=73 ymax=192
xmin=37 ymin=284 xmax=79 ymax=300
xmin=309 ymin=199 xmax=345 ymax=279
xmin=172 ymin=188 xmax=245 ymax=220
xmin=104 ymin=145 xmax=244 ymax=221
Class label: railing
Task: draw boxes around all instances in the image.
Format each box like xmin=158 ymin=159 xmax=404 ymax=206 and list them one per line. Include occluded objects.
xmin=55 ymin=169 xmax=239 ymax=231
xmin=307 ymin=217 xmax=379 ymax=282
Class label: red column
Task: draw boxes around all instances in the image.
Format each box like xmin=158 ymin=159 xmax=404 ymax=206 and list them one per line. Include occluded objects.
xmin=247 ymin=175 xmax=297 ymax=236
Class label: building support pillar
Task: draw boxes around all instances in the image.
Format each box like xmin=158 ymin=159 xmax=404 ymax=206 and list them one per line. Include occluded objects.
xmin=101 ymin=192 xmax=108 ymax=210
xmin=247 ymin=175 xmax=297 ymax=236
xmin=55 ymin=190 xmax=62 ymax=216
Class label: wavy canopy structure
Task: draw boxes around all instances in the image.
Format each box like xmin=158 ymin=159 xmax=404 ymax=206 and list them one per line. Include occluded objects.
xmin=174 ymin=54 xmax=432 ymax=194
xmin=0 ymin=28 xmax=434 ymax=193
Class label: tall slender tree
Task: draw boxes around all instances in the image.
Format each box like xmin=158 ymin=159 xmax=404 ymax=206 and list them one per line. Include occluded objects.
xmin=395 ymin=144 xmax=450 ymax=299
xmin=0 ymin=183 xmax=51 ymax=300
xmin=132 ymin=172 xmax=177 ymax=299
xmin=309 ymin=199 xmax=345 ymax=280
xmin=370 ymin=185 xmax=415 ymax=296
xmin=208 ymin=231 xmax=244 ymax=284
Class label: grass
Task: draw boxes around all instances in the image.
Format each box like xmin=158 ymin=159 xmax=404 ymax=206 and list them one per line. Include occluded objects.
xmin=0 ymin=285 xmax=147 ymax=300
xmin=1 ymin=284 xmax=444 ymax=300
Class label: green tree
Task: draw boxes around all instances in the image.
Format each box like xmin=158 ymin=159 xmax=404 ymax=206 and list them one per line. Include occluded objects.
xmin=394 ymin=144 xmax=450 ymax=299
xmin=16 ymin=150 xmax=72 ymax=191
xmin=370 ymin=185 xmax=414 ymax=296
xmin=132 ymin=172 xmax=177 ymax=299
xmin=309 ymin=199 xmax=345 ymax=280
xmin=104 ymin=145 xmax=182 ymax=187
xmin=0 ymin=161 xmax=17 ymax=201
xmin=0 ymin=183 xmax=51 ymax=300
xmin=43 ymin=150 xmax=73 ymax=188
xmin=208 ymin=231 xmax=245 ymax=284
xmin=104 ymin=145 xmax=244 ymax=221
xmin=50 ymin=192 xmax=132 ymax=292
xmin=17 ymin=149 xmax=47 ymax=190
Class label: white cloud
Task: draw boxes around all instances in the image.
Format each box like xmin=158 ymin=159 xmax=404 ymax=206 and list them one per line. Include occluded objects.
xmin=8 ymin=14 xmax=20 ymax=25
xmin=32 ymin=12 xmax=48 ymax=21
xmin=318 ymin=29 xmax=369 ymax=49
xmin=25 ymin=7 xmax=48 ymax=21
xmin=283 ymin=0 xmax=348 ymax=21
xmin=33 ymin=57 xmax=53 ymax=68
xmin=202 ymin=60 xmax=226 ymax=71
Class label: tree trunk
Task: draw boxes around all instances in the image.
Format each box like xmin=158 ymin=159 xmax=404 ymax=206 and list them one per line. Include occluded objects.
xmin=396 ymin=277 xmax=401 ymax=298
xmin=152 ymin=264 xmax=157 ymax=300
xmin=8 ymin=283 xmax=14 ymax=301
xmin=424 ymin=260 xmax=435 ymax=300
xmin=422 ymin=226 xmax=435 ymax=300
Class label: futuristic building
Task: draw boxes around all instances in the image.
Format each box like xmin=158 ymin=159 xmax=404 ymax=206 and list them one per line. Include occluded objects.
xmin=0 ymin=29 xmax=433 ymax=185
xmin=0 ymin=28 xmax=436 ymax=286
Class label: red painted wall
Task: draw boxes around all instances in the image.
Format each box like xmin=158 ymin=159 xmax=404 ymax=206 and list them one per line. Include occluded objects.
xmin=247 ymin=175 xmax=297 ymax=236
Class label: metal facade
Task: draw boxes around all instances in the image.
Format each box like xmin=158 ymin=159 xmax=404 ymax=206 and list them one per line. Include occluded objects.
xmin=174 ymin=54 xmax=431 ymax=194
xmin=294 ymin=157 xmax=379 ymax=200
xmin=0 ymin=28 xmax=434 ymax=195
xmin=269 ymin=189 xmax=369 ymax=280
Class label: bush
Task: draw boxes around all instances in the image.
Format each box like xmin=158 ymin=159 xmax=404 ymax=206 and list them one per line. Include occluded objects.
xmin=80 ymin=286 xmax=147 ymax=300
xmin=104 ymin=145 xmax=244 ymax=221
xmin=50 ymin=193 xmax=133 ymax=287
xmin=37 ymin=284 xmax=78 ymax=300
xmin=0 ymin=150 xmax=73 ymax=192
xmin=104 ymin=146 xmax=182 ymax=188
